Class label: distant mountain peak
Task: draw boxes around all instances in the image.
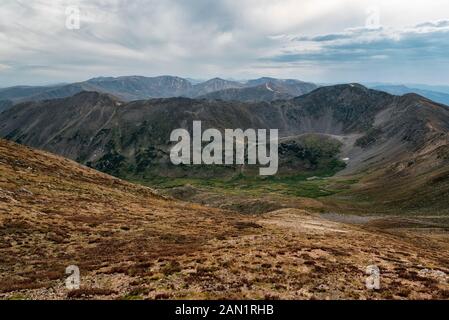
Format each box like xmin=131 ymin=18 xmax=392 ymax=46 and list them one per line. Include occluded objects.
xmin=207 ymin=77 xmax=227 ymax=82
xmin=371 ymin=84 xmax=449 ymax=106
xmin=87 ymin=76 xmax=116 ymax=82
xmin=313 ymin=83 xmax=370 ymax=93
xmin=0 ymin=75 xmax=318 ymax=104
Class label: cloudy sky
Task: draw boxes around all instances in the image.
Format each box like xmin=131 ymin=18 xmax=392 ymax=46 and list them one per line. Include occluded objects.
xmin=1 ymin=0 xmax=449 ymax=86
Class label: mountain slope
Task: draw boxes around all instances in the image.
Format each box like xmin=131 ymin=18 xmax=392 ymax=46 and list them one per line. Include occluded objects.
xmin=0 ymin=91 xmax=121 ymax=161
xmin=185 ymin=77 xmax=243 ymax=97
xmin=1 ymin=76 xmax=194 ymax=103
xmin=0 ymin=138 xmax=252 ymax=298
xmin=373 ymin=85 xmax=449 ymax=106
xmin=1 ymin=138 xmax=448 ymax=299
xmin=200 ymin=78 xmax=318 ymax=102
xmin=0 ymin=85 xmax=65 ymax=103
xmin=0 ymin=85 xmax=445 ymax=175
xmin=246 ymin=77 xmax=318 ymax=96
xmin=0 ymin=76 xmax=194 ymax=103
xmin=2 ymin=85 xmax=449 ymax=212
xmin=85 ymin=76 xmax=193 ymax=100
xmin=0 ymin=85 xmax=381 ymax=178
xmin=199 ymin=83 xmax=294 ymax=102
xmin=332 ymin=93 xmax=449 ymax=213
xmin=0 ymin=76 xmax=317 ymax=103
xmin=0 ymin=100 xmax=13 ymax=113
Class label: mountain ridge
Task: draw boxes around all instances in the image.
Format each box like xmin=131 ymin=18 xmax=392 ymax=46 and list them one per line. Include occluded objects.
xmin=0 ymin=76 xmax=318 ymax=104
xmin=2 ymin=84 xmax=449 ymax=212
xmin=371 ymin=84 xmax=449 ymax=106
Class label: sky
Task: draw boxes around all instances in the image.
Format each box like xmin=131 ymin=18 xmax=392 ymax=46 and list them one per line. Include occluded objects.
xmin=1 ymin=0 xmax=449 ymax=87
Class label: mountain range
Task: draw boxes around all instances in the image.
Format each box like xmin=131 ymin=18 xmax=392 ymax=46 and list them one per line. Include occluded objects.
xmin=372 ymin=84 xmax=449 ymax=106
xmin=199 ymin=77 xmax=317 ymax=102
xmin=2 ymin=78 xmax=449 ymax=299
xmin=1 ymin=83 xmax=449 ymax=212
xmin=0 ymin=76 xmax=318 ymax=109
xmin=4 ymin=77 xmax=449 ymax=114
xmin=0 ymin=100 xmax=12 ymax=113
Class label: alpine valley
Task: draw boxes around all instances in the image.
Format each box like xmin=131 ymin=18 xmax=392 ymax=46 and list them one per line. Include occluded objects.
xmin=1 ymin=76 xmax=449 ymax=300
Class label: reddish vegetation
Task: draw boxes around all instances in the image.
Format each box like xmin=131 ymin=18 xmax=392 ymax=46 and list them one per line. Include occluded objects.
xmin=0 ymin=139 xmax=448 ymax=300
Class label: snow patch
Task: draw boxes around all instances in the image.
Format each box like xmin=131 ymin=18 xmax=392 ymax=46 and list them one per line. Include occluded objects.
xmin=266 ymin=83 xmax=274 ymax=92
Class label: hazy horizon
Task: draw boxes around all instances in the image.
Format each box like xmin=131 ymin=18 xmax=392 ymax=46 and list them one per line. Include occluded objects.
xmin=3 ymin=75 xmax=449 ymax=90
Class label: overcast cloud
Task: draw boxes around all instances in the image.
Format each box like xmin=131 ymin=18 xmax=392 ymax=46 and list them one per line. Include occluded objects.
xmin=1 ymin=0 xmax=449 ymax=86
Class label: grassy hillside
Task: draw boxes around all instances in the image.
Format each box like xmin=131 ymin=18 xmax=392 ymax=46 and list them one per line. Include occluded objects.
xmin=1 ymin=139 xmax=449 ymax=299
